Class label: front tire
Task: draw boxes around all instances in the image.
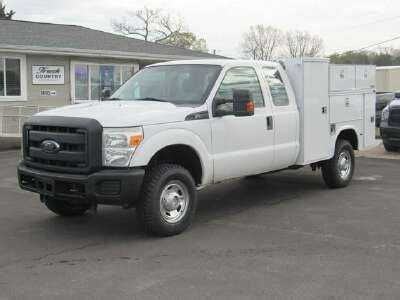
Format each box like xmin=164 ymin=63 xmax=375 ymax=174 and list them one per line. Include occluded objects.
xmin=322 ymin=139 xmax=355 ymax=189
xmin=45 ymin=197 xmax=90 ymax=217
xmin=137 ymin=164 xmax=198 ymax=237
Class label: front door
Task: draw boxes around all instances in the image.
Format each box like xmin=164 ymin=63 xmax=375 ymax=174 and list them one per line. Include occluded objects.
xmin=211 ymin=67 xmax=275 ymax=182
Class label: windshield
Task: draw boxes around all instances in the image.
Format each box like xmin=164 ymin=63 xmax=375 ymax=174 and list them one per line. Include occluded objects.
xmin=109 ymin=64 xmax=222 ymax=105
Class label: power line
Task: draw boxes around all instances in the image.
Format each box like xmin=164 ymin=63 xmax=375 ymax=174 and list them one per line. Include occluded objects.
xmin=359 ymin=35 xmax=400 ymax=50
xmin=332 ymin=34 xmax=400 ymax=54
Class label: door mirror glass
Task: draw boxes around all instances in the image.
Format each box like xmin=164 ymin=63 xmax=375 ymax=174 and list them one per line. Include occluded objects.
xmin=214 ymin=97 xmax=233 ymax=117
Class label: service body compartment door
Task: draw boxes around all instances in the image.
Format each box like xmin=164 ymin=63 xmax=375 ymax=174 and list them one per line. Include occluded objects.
xmin=284 ymin=58 xmax=331 ymax=165
xmin=363 ymin=92 xmax=377 ymax=148
xmin=330 ymin=65 xmax=356 ymax=91
xmin=302 ymin=60 xmax=331 ymax=163
xmin=356 ymin=65 xmax=376 ymax=90
xmin=329 ymin=93 xmax=364 ymax=124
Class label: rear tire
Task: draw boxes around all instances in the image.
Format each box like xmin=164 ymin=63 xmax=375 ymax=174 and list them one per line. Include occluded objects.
xmin=45 ymin=198 xmax=90 ymax=217
xmin=383 ymin=142 xmax=397 ymax=152
xmin=137 ymin=164 xmax=198 ymax=237
xmin=322 ymin=139 xmax=355 ymax=189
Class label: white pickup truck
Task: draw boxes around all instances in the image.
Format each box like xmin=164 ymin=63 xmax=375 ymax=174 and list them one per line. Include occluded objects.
xmin=18 ymin=58 xmax=376 ymax=236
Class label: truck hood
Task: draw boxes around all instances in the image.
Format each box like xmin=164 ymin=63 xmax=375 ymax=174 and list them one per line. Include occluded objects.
xmin=36 ymin=101 xmax=197 ymax=127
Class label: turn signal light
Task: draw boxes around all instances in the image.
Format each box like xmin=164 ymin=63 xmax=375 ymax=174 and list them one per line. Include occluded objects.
xmin=246 ymin=101 xmax=255 ymax=113
xmin=129 ymin=135 xmax=143 ymax=147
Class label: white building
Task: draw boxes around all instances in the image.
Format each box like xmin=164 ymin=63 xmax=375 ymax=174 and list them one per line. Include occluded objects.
xmin=376 ymin=66 xmax=400 ymax=93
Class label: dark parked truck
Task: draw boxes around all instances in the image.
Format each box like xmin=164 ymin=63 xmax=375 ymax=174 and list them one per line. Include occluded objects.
xmin=380 ymin=99 xmax=400 ymax=152
xmin=18 ymin=58 xmax=376 ymax=236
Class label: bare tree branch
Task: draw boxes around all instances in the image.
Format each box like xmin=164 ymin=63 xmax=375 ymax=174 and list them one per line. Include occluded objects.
xmin=241 ymin=25 xmax=282 ymax=60
xmin=113 ymin=7 xmax=183 ymax=43
xmin=112 ymin=6 xmax=209 ymax=52
xmin=112 ymin=7 xmax=162 ymax=41
xmin=284 ymin=31 xmax=324 ymax=58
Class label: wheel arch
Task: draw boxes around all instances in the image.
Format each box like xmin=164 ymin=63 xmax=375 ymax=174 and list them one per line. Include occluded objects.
xmin=335 ymin=127 xmax=359 ymax=150
xmin=130 ymin=129 xmax=212 ymax=185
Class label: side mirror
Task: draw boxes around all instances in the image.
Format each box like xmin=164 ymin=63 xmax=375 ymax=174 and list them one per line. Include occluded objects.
xmin=232 ymin=89 xmax=254 ymax=117
xmin=213 ymin=89 xmax=255 ymax=117
xmin=213 ymin=98 xmax=233 ymax=117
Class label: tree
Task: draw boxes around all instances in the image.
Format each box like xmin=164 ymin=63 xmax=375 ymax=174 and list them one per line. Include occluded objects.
xmin=112 ymin=6 xmax=208 ymax=52
xmin=241 ymin=25 xmax=282 ymax=60
xmin=329 ymin=49 xmax=400 ymax=66
xmin=285 ymin=31 xmax=324 ymax=58
xmin=330 ymin=51 xmax=371 ymax=65
xmin=0 ymin=1 xmax=15 ymax=20
xmin=160 ymin=31 xmax=208 ymax=52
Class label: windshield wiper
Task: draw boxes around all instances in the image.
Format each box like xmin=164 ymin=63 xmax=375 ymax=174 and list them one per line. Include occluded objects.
xmin=105 ymin=97 xmax=121 ymax=101
xmin=135 ymin=97 xmax=169 ymax=103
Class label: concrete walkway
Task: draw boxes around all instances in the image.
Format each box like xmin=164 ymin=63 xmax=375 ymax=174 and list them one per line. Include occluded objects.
xmin=357 ymin=142 xmax=400 ymax=160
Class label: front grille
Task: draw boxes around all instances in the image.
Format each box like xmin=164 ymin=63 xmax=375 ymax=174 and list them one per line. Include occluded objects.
xmin=389 ymin=108 xmax=400 ymax=127
xmin=26 ymin=125 xmax=88 ymax=169
xmin=23 ymin=116 xmax=102 ymax=174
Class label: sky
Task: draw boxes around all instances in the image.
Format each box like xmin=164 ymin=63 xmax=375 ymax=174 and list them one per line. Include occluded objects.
xmin=4 ymin=0 xmax=400 ymax=58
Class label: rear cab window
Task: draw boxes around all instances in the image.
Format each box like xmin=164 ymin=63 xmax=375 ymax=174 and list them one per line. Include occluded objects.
xmin=262 ymin=67 xmax=290 ymax=107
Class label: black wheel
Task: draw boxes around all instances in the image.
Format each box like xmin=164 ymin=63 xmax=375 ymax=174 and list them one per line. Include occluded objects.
xmin=383 ymin=142 xmax=397 ymax=152
xmin=45 ymin=197 xmax=90 ymax=217
xmin=322 ymin=139 xmax=355 ymax=189
xmin=137 ymin=164 xmax=198 ymax=237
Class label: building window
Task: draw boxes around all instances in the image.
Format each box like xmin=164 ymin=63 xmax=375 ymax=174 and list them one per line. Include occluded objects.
xmin=72 ymin=62 xmax=138 ymax=101
xmin=0 ymin=55 xmax=26 ymax=100
xmin=75 ymin=64 xmax=89 ymax=100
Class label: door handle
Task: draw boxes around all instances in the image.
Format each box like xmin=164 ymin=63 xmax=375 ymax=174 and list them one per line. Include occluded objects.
xmin=266 ymin=116 xmax=273 ymax=130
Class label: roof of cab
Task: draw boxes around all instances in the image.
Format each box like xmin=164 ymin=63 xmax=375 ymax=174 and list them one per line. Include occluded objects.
xmin=148 ymin=59 xmax=280 ymax=68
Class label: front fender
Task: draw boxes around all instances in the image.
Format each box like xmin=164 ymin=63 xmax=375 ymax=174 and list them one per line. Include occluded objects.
xmin=130 ymin=128 xmax=213 ymax=185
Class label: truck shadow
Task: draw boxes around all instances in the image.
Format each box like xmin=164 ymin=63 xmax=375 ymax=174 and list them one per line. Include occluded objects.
xmin=28 ymin=169 xmax=328 ymax=240
xmin=195 ymin=170 xmax=327 ymax=224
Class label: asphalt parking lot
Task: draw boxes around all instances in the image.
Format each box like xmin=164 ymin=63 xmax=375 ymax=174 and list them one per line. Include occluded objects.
xmin=1 ymin=150 xmax=400 ymax=300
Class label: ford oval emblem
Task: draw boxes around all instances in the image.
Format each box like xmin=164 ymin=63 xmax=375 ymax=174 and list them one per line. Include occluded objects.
xmin=40 ymin=140 xmax=61 ymax=154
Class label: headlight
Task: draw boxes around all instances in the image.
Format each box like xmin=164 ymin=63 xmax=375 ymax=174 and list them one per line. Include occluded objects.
xmin=103 ymin=127 xmax=143 ymax=167
xmin=381 ymin=106 xmax=390 ymax=122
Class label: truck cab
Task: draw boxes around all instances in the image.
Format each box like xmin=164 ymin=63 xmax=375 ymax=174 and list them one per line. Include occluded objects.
xmin=18 ymin=59 xmax=376 ymax=236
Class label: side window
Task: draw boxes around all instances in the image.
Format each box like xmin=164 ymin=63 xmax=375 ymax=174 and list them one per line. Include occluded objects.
xmin=216 ymin=67 xmax=264 ymax=107
xmin=263 ymin=67 xmax=289 ymax=106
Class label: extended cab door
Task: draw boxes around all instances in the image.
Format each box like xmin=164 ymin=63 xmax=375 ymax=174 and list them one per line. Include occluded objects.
xmin=261 ymin=66 xmax=299 ymax=170
xmin=211 ymin=66 xmax=275 ymax=182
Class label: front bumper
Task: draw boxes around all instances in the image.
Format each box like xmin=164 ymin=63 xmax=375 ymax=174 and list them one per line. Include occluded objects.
xmin=381 ymin=127 xmax=400 ymax=147
xmin=18 ymin=163 xmax=145 ymax=207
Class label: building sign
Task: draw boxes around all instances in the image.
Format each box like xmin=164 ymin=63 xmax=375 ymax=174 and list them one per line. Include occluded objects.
xmin=40 ymin=90 xmax=57 ymax=96
xmin=32 ymin=66 xmax=65 ymax=85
